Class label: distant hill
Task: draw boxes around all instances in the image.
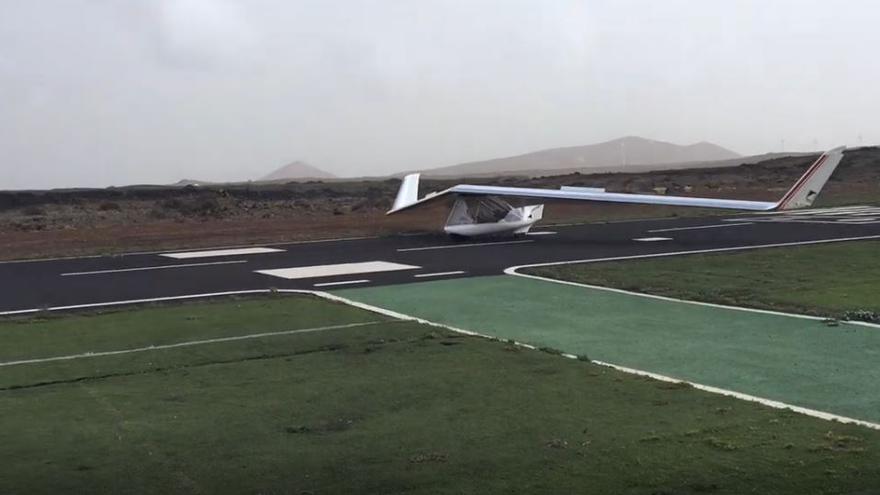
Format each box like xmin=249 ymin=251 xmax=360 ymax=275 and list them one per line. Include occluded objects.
xmin=260 ymin=161 xmax=335 ymax=182
xmin=417 ymin=136 xmax=741 ymax=178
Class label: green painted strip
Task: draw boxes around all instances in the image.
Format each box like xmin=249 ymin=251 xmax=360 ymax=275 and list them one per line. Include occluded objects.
xmin=337 ymin=276 xmax=880 ymax=423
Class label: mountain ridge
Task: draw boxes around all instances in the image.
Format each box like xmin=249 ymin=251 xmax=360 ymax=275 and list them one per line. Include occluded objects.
xmin=414 ymin=136 xmax=741 ymax=178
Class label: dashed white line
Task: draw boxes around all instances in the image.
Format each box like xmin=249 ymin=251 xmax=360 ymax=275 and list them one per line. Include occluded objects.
xmin=312 ymin=279 xmax=370 ymax=287
xmin=526 ymin=231 xmax=557 ymax=236
xmin=61 ymin=260 xmax=247 ymax=277
xmin=0 ymin=236 xmax=375 ymax=265
xmin=632 ymin=237 xmax=673 ymax=242
xmin=648 ymin=222 xmax=753 ymax=233
xmin=413 ymin=271 xmax=466 ymax=278
xmin=397 ymin=240 xmax=533 ymax=252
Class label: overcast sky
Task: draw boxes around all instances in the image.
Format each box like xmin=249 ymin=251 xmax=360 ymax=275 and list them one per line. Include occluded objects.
xmin=1 ymin=0 xmax=878 ymax=189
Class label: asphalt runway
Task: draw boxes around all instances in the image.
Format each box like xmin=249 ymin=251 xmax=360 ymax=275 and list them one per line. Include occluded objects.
xmin=2 ymin=206 xmax=879 ymax=313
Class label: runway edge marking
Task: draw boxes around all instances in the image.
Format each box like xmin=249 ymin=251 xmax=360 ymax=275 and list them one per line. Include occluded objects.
xmin=2 ymin=288 xmax=878 ymax=430
xmin=504 ymin=234 xmax=880 ymax=329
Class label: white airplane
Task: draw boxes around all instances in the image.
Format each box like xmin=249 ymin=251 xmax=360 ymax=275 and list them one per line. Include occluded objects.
xmin=388 ymin=146 xmax=846 ymax=237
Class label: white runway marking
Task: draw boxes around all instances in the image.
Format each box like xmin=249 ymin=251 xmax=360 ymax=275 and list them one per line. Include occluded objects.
xmin=414 ymin=271 xmax=466 ymax=278
xmin=313 ymin=279 xmax=370 ymax=287
xmin=397 ymin=239 xmax=533 ymax=252
xmin=256 ymin=261 xmax=420 ymax=280
xmin=648 ymin=222 xmax=753 ymax=233
xmin=61 ymin=260 xmax=247 ymax=276
xmin=160 ymin=247 xmax=284 ymax=259
xmin=0 ymin=321 xmax=382 ymax=368
xmin=0 ymin=236 xmax=375 ymax=265
xmin=632 ymin=237 xmax=673 ymax=242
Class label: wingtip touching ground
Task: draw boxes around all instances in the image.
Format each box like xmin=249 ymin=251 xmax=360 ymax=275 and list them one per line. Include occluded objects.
xmin=775 ymin=146 xmax=846 ymax=211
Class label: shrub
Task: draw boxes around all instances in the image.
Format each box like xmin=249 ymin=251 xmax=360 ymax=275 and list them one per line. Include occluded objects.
xmin=160 ymin=197 xmax=222 ymax=217
xmin=22 ymin=206 xmax=45 ymax=216
xmin=148 ymin=208 xmax=168 ymax=220
xmin=841 ymin=310 xmax=880 ymax=323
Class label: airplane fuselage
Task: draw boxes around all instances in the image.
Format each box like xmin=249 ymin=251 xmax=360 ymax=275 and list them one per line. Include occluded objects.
xmin=443 ymin=198 xmax=543 ymax=237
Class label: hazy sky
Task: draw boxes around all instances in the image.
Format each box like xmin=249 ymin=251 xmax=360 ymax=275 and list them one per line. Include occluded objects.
xmin=2 ymin=0 xmax=878 ymax=189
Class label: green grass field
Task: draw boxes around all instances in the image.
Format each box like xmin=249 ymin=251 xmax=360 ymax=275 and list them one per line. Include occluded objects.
xmin=3 ymin=295 xmax=880 ymax=493
xmin=525 ymin=240 xmax=880 ymax=321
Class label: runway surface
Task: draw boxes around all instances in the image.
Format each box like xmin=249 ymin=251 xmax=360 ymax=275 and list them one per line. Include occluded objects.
xmin=2 ymin=206 xmax=879 ymax=313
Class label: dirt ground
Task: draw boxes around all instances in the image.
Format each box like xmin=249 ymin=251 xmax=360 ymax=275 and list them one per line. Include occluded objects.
xmin=1 ymin=148 xmax=877 ymax=260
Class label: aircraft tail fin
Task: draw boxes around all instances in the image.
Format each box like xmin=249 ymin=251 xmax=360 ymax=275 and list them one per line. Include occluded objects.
xmin=775 ymin=146 xmax=846 ymax=210
xmin=391 ymin=173 xmax=421 ymax=212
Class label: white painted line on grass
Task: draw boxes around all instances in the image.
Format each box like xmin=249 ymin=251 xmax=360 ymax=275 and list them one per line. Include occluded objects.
xmin=510 ymin=269 xmax=880 ymax=329
xmin=160 ymin=247 xmax=283 ymax=259
xmin=648 ymin=222 xmax=753 ymax=233
xmin=313 ymin=279 xmax=370 ymax=287
xmin=256 ymin=261 xmax=420 ymax=280
xmin=632 ymin=237 xmax=673 ymax=242
xmin=3 ymin=288 xmax=878 ymax=430
xmin=0 ymin=289 xmax=277 ymax=317
xmin=0 ymin=321 xmax=383 ymax=368
xmin=61 ymin=260 xmax=247 ymax=276
xmin=508 ymin=235 xmax=880 ymax=273
xmin=586 ymin=359 xmax=880 ymax=430
xmin=414 ymin=271 xmax=466 ymax=278
xmin=319 ymin=292 xmax=880 ymax=431
xmin=504 ymin=234 xmax=880 ymax=329
xmin=397 ymin=240 xmax=533 ymax=252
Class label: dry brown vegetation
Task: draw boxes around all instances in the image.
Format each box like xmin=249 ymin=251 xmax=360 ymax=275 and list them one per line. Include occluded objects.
xmin=0 ymin=147 xmax=877 ymax=260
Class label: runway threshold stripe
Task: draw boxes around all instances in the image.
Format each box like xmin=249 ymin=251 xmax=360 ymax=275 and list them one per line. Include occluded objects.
xmin=648 ymin=222 xmax=754 ymax=233
xmin=414 ymin=271 xmax=466 ymax=278
xmin=160 ymin=247 xmax=284 ymax=259
xmin=313 ymin=279 xmax=370 ymax=287
xmin=60 ymin=260 xmax=247 ymax=276
xmin=397 ymin=240 xmax=533 ymax=252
